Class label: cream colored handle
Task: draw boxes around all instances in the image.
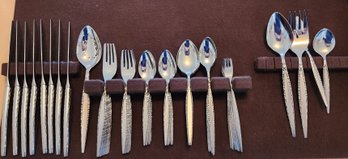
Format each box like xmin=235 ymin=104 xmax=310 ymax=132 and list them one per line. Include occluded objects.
xmin=206 ymin=83 xmax=215 ymax=155
xmin=142 ymin=86 xmax=152 ymax=146
xmin=163 ymin=86 xmax=173 ymax=146
xmin=186 ymin=78 xmax=193 ymax=146
xmin=298 ymin=62 xmax=308 ymax=138
xmin=323 ymin=59 xmax=330 ymax=114
xmin=121 ymin=91 xmax=132 ymax=154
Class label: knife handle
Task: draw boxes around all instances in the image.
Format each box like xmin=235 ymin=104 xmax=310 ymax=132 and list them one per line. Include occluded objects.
xmin=163 ymin=85 xmax=173 ymax=146
xmin=96 ymin=92 xmax=112 ymax=157
xmin=121 ymin=91 xmax=132 ymax=154
xmin=20 ymin=83 xmax=29 ymax=157
xmin=81 ymin=88 xmax=90 ymax=153
xmin=40 ymin=79 xmax=48 ymax=154
xmin=1 ymin=84 xmax=11 ymax=156
xmin=12 ymin=82 xmax=21 ymax=155
xmin=63 ymin=82 xmax=71 ymax=157
xmin=55 ymin=80 xmax=63 ymax=155
xmin=206 ymin=82 xmax=215 ymax=155
xmin=185 ymin=78 xmax=193 ymax=146
xmin=281 ymin=57 xmax=296 ymax=137
xmin=323 ymin=59 xmax=330 ymax=114
xmin=142 ymin=86 xmax=152 ymax=146
xmin=298 ymin=61 xmax=308 ymax=138
xmin=47 ymin=80 xmax=55 ymax=154
xmin=28 ymin=82 xmax=37 ymax=155
xmin=306 ymin=51 xmax=328 ymax=109
xmin=227 ymin=89 xmax=243 ymax=152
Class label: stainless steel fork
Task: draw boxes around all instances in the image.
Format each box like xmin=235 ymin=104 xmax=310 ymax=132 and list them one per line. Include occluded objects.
xmin=120 ymin=49 xmax=136 ymax=154
xmin=96 ymin=43 xmax=117 ymax=157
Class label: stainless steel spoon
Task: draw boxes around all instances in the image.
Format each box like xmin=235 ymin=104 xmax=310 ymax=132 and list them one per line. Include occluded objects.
xmin=158 ymin=49 xmax=177 ymax=146
xmin=313 ymin=28 xmax=336 ymax=114
xmin=138 ymin=50 xmax=156 ymax=146
xmin=76 ymin=25 xmax=102 ymax=153
xmin=266 ymin=12 xmax=296 ymax=137
xmin=199 ymin=37 xmax=217 ymax=155
xmin=177 ymin=39 xmax=200 ymax=145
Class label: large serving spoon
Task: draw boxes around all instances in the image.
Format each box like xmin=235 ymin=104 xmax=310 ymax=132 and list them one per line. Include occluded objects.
xmin=266 ymin=12 xmax=296 ymax=137
xmin=177 ymin=39 xmax=200 ymax=145
xmin=76 ymin=25 xmax=102 ymax=153
xmin=313 ymin=28 xmax=336 ymax=114
xmin=199 ymin=37 xmax=217 ymax=155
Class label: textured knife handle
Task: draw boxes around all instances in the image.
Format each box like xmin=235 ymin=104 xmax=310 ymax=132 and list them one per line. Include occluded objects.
xmin=96 ymin=92 xmax=112 ymax=157
xmin=28 ymin=82 xmax=37 ymax=155
xmin=163 ymin=88 xmax=174 ymax=146
xmin=12 ymin=83 xmax=21 ymax=155
xmin=306 ymin=51 xmax=328 ymax=109
xmin=1 ymin=84 xmax=11 ymax=156
xmin=81 ymin=89 xmax=90 ymax=153
xmin=142 ymin=87 xmax=152 ymax=146
xmin=206 ymin=84 xmax=215 ymax=155
xmin=47 ymin=81 xmax=55 ymax=154
xmin=40 ymin=80 xmax=48 ymax=154
xmin=121 ymin=92 xmax=132 ymax=154
xmin=323 ymin=60 xmax=330 ymax=114
xmin=227 ymin=90 xmax=243 ymax=152
xmin=298 ymin=62 xmax=308 ymax=138
xmin=63 ymin=83 xmax=71 ymax=157
xmin=281 ymin=58 xmax=296 ymax=137
xmin=55 ymin=81 xmax=63 ymax=155
xmin=186 ymin=78 xmax=193 ymax=146
xmin=20 ymin=83 xmax=29 ymax=157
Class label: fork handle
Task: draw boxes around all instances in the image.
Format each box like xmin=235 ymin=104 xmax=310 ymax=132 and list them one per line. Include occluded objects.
xmin=186 ymin=77 xmax=193 ymax=146
xmin=206 ymin=81 xmax=215 ymax=155
xmin=323 ymin=59 xmax=330 ymax=114
xmin=306 ymin=51 xmax=328 ymax=109
xmin=281 ymin=57 xmax=296 ymax=137
xmin=121 ymin=91 xmax=132 ymax=154
xmin=142 ymin=86 xmax=152 ymax=146
xmin=1 ymin=83 xmax=11 ymax=156
xmin=298 ymin=60 xmax=308 ymax=138
xmin=96 ymin=91 xmax=112 ymax=157
xmin=227 ymin=89 xmax=243 ymax=152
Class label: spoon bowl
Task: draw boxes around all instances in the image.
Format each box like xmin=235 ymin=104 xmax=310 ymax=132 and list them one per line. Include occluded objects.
xmin=177 ymin=39 xmax=200 ymax=77
xmin=138 ymin=50 xmax=156 ymax=84
xmin=158 ymin=50 xmax=177 ymax=83
xmin=313 ymin=28 xmax=336 ymax=57
xmin=199 ymin=37 xmax=217 ymax=72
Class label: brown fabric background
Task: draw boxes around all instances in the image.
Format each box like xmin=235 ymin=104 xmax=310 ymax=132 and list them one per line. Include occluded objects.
xmin=6 ymin=0 xmax=348 ymax=158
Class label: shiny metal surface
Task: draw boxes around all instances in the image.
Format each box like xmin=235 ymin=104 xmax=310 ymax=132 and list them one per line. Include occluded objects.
xmin=63 ymin=21 xmax=71 ymax=157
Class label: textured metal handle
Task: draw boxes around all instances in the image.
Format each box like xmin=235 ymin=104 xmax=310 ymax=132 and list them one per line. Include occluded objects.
xmin=63 ymin=82 xmax=71 ymax=157
xmin=55 ymin=80 xmax=63 ymax=155
xmin=306 ymin=51 xmax=328 ymax=109
xmin=323 ymin=59 xmax=330 ymax=114
xmin=121 ymin=91 xmax=132 ymax=154
xmin=47 ymin=80 xmax=55 ymax=154
xmin=81 ymin=89 xmax=90 ymax=153
xmin=1 ymin=84 xmax=11 ymax=156
xmin=20 ymin=83 xmax=29 ymax=157
xmin=40 ymin=79 xmax=48 ymax=154
xmin=96 ymin=92 xmax=112 ymax=157
xmin=227 ymin=90 xmax=243 ymax=152
xmin=186 ymin=78 xmax=193 ymax=146
xmin=12 ymin=82 xmax=21 ymax=155
xmin=281 ymin=57 xmax=296 ymax=137
xmin=142 ymin=86 xmax=152 ymax=146
xmin=163 ymin=86 xmax=174 ymax=146
xmin=28 ymin=81 xmax=37 ymax=155
xmin=206 ymin=82 xmax=215 ymax=155
xmin=298 ymin=62 xmax=308 ymax=138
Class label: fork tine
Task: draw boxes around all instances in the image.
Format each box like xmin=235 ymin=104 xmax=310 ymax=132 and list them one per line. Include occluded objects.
xmin=303 ymin=9 xmax=308 ymax=30
xmin=108 ymin=44 xmax=111 ymax=65
xmin=121 ymin=50 xmax=125 ymax=68
xmin=296 ymin=11 xmax=300 ymax=31
xmin=103 ymin=43 xmax=107 ymax=64
xmin=130 ymin=50 xmax=135 ymax=68
xmin=288 ymin=11 xmax=293 ymax=29
xmin=111 ymin=44 xmax=116 ymax=64
xmin=126 ymin=50 xmax=130 ymax=69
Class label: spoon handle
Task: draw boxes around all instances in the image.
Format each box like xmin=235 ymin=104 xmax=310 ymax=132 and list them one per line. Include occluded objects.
xmin=227 ymin=89 xmax=243 ymax=152
xmin=142 ymin=86 xmax=152 ymax=146
xmin=63 ymin=81 xmax=71 ymax=157
xmin=186 ymin=78 xmax=193 ymax=146
xmin=206 ymin=82 xmax=215 ymax=155
xmin=163 ymin=85 xmax=173 ymax=146
xmin=121 ymin=91 xmax=132 ymax=154
xmin=280 ymin=57 xmax=296 ymax=137
xmin=298 ymin=61 xmax=308 ymax=138
xmin=96 ymin=91 xmax=112 ymax=157
xmin=1 ymin=83 xmax=11 ymax=156
xmin=81 ymin=88 xmax=90 ymax=153
xmin=323 ymin=60 xmax=330 ymax=114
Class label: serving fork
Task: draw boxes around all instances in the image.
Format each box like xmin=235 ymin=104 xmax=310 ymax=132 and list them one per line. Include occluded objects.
xmin=121 ymin=49 xmax=136 ymax=154
xmin=96 ymin=43 xmax=117 ymax=157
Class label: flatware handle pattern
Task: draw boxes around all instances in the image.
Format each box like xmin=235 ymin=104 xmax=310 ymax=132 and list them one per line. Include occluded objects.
xmin=206 ymin=84 xmax=215 ymax=155
xmin=29 ymin=82 xmax=37 ymax=155
xmin=47 ymin=81 xmax=55 ymax=154
xmin=298 ymin=63 xmax=308 ymax=138
xmin=81 ymin=89 xmax=90 ymax=153
xmin=163 ymin=87 xmax=173 ymax=146
xmin=20 ymin=83 xmax=29 ymax=157
xmin=1 ymin=84 xmax=11 ymax=156
xmin=63 ymin=83 xmax=71 ymax=157
xmin=281 ymin=58 xmax=296 ymax=137
xmin=142 ymin=87 xmax=152 ymax=146
xmin=323 ymin=60 xmax=330 ymax=114
xmin=55 ymin=81 xmax=63 ymax=155
xmin=96 ymin=92 xmax=112 ymax=157
xmin=121 ymin=92 xmax=132 ymax=154
xmin=40 ymin=80 xmax=48 ymax=154
xmin=227 ymin=90 xmax=243 ymax=152
xmin=12 ymin=83 xmax=21 ymax=155
xmin=186 ymin=78 xmax=193 ymax=146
